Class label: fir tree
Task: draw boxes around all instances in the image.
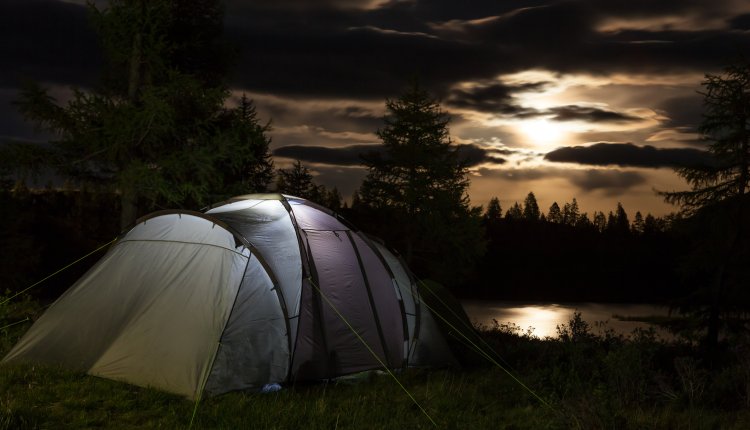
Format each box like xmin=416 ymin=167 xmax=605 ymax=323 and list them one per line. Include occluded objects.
xmin=632 ymin=211 xmax=645 ymax=234
xmin=357 ymin=83 xmax=484 ymax=284
xmin=276 ymin=160 xmax=317 ymax=199
xmin=505 ymin=202 xmax=523 ymax=220
xmin=523 ymin=192 xmax=540 ymax=221
xmin=10 ymin=0 xmax=272 ymax=228
xmin=485 ymin=197 xmax=502 ymax=223
xmin=659 ymin=60 xmax=750 ymax=347
xmin=547 ymin=202 xmax=562 ymax=224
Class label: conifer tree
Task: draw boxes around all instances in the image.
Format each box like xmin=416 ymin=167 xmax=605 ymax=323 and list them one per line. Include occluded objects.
xmin=276 ymin=160 xmax=317 ymax=199
xmin=11 ymin=0 xmax=272 ymax=228
xmin=661 ymin=61 xmax=750 ymax=211
xmin=593 ymin=211 xmax=607 ymax=232
xmin=485 ymin=197 xmax=502 ymax=224
xmin=659 ymin=61 xmax=750 ymax=347
xmin=632 ymin=211 xmax=645 ymax=234
xmin=505 ymin=202 xmax=523 ymax=220
xmin=357 ymin=83 xmax=484 ymax=284
xmin=523 ymin=192 xmax=540 ymax=221
xmin=547 ymin=202 xmax=562 ymax=224
xmin=562 ymin=198 xmax=580 ymax=226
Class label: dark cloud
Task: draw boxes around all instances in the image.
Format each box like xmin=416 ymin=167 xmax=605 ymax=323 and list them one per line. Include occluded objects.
xmin=220 ymin=0 xmax=750 ymax=99
xmin=447 ymin=81 xmax=548 ymax=115
xmin=657 ymin=94 xmax=703 ymax=130
xmin=447 ymin=85 xmax=643 ymax=123
xmin=4 ymin=0 xmax=749 ymax=101
xmin=274 ymin=144 xmax=372 ymax=165
xmin=0 ymin=0 xmax=100 ymax=88
xmin=309 ymin=165 xmax=368 ymax=199
xmin=547 ymin=105 xmax=642 ymax=123
xmin=273 ymin=143 xmax=506 ymax=167
xmin=569 ymin=170 xmax=647 ymax=195
xmin=475 ymin=165 xmax=648 ymax=195
xmin=544 ymin=142 xmax=714 ymax=168
xmin=455 ymin=144 xmax=508 ymax=166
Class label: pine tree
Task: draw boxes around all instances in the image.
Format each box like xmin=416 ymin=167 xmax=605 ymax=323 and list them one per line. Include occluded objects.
xmin=659 ymin=61 xmax=750 ymax=347
xmin=661 ymin=61 xmax=750 ymax=211
xmin=593 ymin=211 xmax=607 ymax=233
xmin=485 ymin=197 xmax=502 ymax=222
xmin=505 ymin=202 xmax=523 ymax=220
xmin=614 ymin=203 xmax=630 ymax=234
xmin=643 ymin=213 xmax=660 ymax=235
xmin=632 ymin=211 xmax=645 ymax=234
xmin=547 ymin=202 xmax=562 ymax=224
xmin=576 ymin=212 xmax=592 ymax=229
xmin=276 ymin=160 xmax=317 ymax=199
xmin=11 ymin=0 xmax=272 ymax=228
xmin=562 ymin=198 xmax=580 ymax=226
xmin=357 ymin=83 xmax=484 ymax=284
xmin=213 ymin=95 xmax=274 ymax=197
xmin=523 ymin=192 xmax=540 ymax=221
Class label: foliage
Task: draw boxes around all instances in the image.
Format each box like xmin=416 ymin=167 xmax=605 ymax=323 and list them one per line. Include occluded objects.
xmin=522 ymin=192 xmax=540 ymax=221
xmin=0 ymin=189 xmax=120 ymax=299
xmin=484 ymin=197 xmax=502 ymax=223
xmin=477 ymin=196 xmax=683 ymax=301
xmin=659 ymin=60 xmax=750 ymax=348
xmin=661 ymin=61 xmax=750 ymax=211
xmin=354 ymin=83 xmax=484 ymax=287
xmin=275 ymin=160 xmax=343 ymax=209
xmin=7 ymin=0 xmax=273 ymax=229
xmin=276 ymin=160 xmax=317 ymax=199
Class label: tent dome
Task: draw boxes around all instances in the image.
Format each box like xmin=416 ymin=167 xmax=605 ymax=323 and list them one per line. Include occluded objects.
xmin=3 ymin=194 xmax=454 ymax=399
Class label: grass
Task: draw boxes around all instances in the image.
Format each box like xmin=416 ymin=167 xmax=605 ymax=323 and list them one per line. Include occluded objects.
xmin=2 ymin=296 xmax=750 ymax=429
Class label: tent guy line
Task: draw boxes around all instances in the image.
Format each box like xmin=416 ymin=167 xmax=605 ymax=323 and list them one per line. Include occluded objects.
xmin=307 ymin=275 xmax=438 ymax=428
xmin=413 ymin=280 xmax=559 ymax=415
xmin=0 ymin=237 xmax=118 ymax=307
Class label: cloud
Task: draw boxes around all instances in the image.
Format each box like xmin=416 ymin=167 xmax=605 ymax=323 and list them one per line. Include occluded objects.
xmin=547 ymin=105 xmax=642 ymax=123
xmin=0 ymin=0 xmax=100 ymax=88
xmin=544 ymin=142 xmax=713 ymax=168
xmin=475 ymin=165 xmax=648 ymax=196
xmin=569 ymin=169 xmax=647 ymax=195
xmin=447 ymin=81 xmax=548 ymax=115
xmin=273 ymin=142 xmax=507 ymax=167
xmin=274 ymin=144 xmax=373 ymax=165
xmin=657 ymin=94 xmax=703 ymax=130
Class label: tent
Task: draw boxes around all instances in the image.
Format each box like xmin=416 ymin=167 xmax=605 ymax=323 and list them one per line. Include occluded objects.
xmin=3 ymin=194 xmax=455 ymax=399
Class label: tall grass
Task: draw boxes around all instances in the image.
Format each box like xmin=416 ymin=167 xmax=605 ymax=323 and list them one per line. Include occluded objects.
xmin=2 ymin=297 xmax=750 ymax=429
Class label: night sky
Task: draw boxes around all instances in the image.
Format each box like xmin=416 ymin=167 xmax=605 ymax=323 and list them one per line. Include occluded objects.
xmin=2 ymin=0 xmax=750 ymax=215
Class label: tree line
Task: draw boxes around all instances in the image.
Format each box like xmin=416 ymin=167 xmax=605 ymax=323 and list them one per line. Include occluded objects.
xmin=484 ymin=193 xmax=675 ymax=236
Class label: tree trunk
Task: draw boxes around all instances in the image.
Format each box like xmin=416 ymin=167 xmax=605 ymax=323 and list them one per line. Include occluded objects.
xmin=120 ymin=8 xmax=143 ymax=232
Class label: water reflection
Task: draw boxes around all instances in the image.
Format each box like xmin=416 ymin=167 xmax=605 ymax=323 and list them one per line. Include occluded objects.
xmin=462 ymin=301 xmax=669 ymax=338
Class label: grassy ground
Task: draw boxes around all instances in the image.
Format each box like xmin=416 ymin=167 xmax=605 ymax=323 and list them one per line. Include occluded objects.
xmin=2 ymin=297 xmax=750 ymax=429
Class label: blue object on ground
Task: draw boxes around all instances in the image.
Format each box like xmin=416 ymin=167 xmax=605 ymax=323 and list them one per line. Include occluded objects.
xmin=260 ymin=383 xmax=282 ymax=393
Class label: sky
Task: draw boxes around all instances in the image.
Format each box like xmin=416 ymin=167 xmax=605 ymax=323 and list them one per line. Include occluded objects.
xmin=2 ymin=0 xmax=750 ymax=216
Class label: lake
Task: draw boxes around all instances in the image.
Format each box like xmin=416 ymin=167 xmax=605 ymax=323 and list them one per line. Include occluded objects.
xmin=461 ymin=300 xmax=671 ymax=338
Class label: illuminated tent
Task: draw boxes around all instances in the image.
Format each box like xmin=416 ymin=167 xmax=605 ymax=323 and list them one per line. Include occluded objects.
xmin=3 ymin=194 xmax=454 ymax=399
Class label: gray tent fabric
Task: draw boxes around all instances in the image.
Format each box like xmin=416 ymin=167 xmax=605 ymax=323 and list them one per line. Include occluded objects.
xmin=204 ymin=255 xmax=288 ymax=396
xmin=206 ymin=199 xmax=303 ymax=354
xmin=4 ymin=214 xmax=249 ymax=399
xmin=3 ymin=194 xmax=460 ymax=399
